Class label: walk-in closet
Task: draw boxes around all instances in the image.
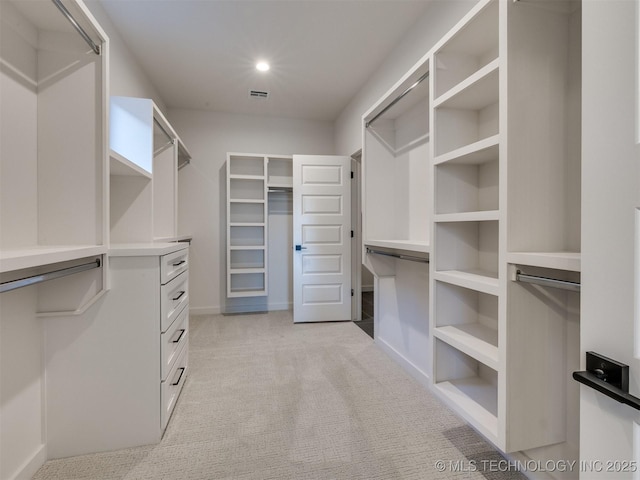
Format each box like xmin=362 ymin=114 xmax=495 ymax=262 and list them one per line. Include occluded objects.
xmin=2 ymin=0 xmax=639 ymax=478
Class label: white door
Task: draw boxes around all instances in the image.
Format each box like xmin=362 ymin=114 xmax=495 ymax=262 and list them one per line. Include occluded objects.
xmin=293 ymin=155 xmax=351 ymax=323
xmin=581 ymin=0 xmax=640 ymax=474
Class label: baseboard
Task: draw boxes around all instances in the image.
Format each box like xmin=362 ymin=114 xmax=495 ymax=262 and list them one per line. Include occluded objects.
xmin=222 ymin=304 xmax=267 ymax=315
xmin=9 ymin=443 xmax=46 ymax=480
xmin=189 ymin=306 xmax=221 ymax=315
xmin=267 ymin=302 xmax=292 ymax=311
xmin=375 ymin=337 xmax=431 ymax=390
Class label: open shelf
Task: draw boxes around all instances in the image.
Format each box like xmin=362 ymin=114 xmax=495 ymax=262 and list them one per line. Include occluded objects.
xmin=228 ymin=155 xmax=265 ymax=176
xmin=229 ymin=178 xmax=266 ymax=201
xmin=434 ymin=281 xmax=498 ymax=368
xmin=435 ymin=211 xmax=499 ymax=223
xmin=433 ymin=270 xmax=499 ymax=296
xmin=230 ymin=249 xmax=265 ymax=269
xmin=433 ymin=0 xmax=499 ymax=99
xmin=434 ymin=135 xmax=499 ymax=166
xmin=0 ymin=245 xmax=108 ymax=274
xmin=434 ymin=60 xmax=499 ymax=109
xmin=434 ymin=339 xmax=498 ymax=442
xmin=228 ymin=272 xmax=266 ymax=298
xmin=230 ymin=202 xmax=265 ymax=223
xmin=229 ymin=226 xmax=265 ymax=247
xmin=364 ymin=239 xmax=430 ymax=255
xmin=435 ymin=221 xmax=499 ymax=280
xmin=507 ymin=251 xmax=581 ymax=272
xmin=110 ymin=150 xmax=152 ymax=179
xmin=267 ymin=156 xmax=293 ymax=188
xmin=435 ymin=157 xmax=498 ymax=215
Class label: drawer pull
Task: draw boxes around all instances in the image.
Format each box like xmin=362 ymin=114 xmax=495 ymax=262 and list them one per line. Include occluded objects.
xmin=172 ymin=291 xmax=186 ymax=301
xmin=172 ymin=367 xmax=185 ymax=386
xmin=172 ymin=260 xmax=186 ymax=267
xmin=172 ymin=329 xmax=186 ymax=344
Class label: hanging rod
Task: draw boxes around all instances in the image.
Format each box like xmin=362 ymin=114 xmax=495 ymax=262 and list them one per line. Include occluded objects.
xmin=154 ymin=117 xmax=175 ymax=144
xmin=366 ymin=248 xmax=429 ymax=264
xmin=365 ymin=71 xmax=429 ymax=128
xmin=51 ymin=0 xmax=101 ymax=55
xmin=515 ymin=270 xmax=580 ymax=292
xmin=0 ymin=258 xmax=101 ymax=294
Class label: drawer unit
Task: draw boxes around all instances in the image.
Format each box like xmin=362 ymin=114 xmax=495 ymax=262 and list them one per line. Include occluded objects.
xmin=53 ymin=243 xmax=192 ymax=456
xmin=161 ymin=270 xmax=189 ymax=332
xmin=161 ymin=342 xmax=188 ymax=430
xmin=161 ymin=248 xmax=189 ymax=285
xmin=161 ymin=305 xmax=189 ymax=380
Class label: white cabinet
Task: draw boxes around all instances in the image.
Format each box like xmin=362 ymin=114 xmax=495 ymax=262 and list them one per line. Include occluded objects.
xmin=45 ymin=243 xmax=190 ymax=458
xmin=430 ymin=0 xmax=581 ymax=457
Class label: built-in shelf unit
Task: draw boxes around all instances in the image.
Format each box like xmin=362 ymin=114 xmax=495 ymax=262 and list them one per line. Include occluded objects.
xmin=430 ymin=0 xmax=581 ymax=460
xmin=361 ymin=55 xmax=432 ymax=383
xmin=109 ymin=96 xmax=192 ymax=244
xmin=363 ymin=63 xmax=431 ymax=256
xmin=226 ymin=154 xmax=269 ymax=298
xmin=0 ymin=0 xmax=109 ymax=476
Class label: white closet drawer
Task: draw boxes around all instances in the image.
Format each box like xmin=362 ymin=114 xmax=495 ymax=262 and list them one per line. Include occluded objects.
xmin=161 ymin=306 xmax=189 ymax=381
xmin=160 ymin=249 xmax=189 ymax=285
xmin=161 ymin=271 xmax=189 ymax=332
xmin=161 ymin=343 xmax=188 ymax=431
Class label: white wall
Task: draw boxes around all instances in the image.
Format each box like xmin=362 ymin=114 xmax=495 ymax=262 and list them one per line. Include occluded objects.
xmin=86 ymin=0 xmax=166 ymax=109
xmin=334 ymin=0 xmax=478 ymax=156
xmin=168 ymin=109 xmax=334 ymax=314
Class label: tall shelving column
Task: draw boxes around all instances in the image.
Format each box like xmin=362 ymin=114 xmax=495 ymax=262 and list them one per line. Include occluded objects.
xmin=226 ymin=154 xmax=268 ymax=298
xmin=430 ymin=0 xmax=581 ymax=456
xmin=430 ymin=0 xmax=501 ymax=445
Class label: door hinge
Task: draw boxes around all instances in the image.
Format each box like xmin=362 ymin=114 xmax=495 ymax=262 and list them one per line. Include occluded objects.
xmin=351 ymin=230 xmax=354 ymax=238
xmin=351 ymin=171 xmax=354 ymax=179
xmin=351 ymin=289 xmax=354 ymax=296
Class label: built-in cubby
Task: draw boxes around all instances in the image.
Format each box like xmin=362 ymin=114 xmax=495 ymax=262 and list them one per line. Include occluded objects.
xmin=435 ymin=152 xmax=499 ymax=215
xmin=434 ymin=281 xmax=498 ymax=368
xmin=434 ymin=221 xmax=499 ymax=290
xmin=433 ymin=0 xmax=499 ymax=99
xmin=267 ymin=156 xmax=293 ymax=188
xmin=434 ymin=338 xmax=498 ymax=442
xmin=363 ymin=65 xmax=430 ymax=254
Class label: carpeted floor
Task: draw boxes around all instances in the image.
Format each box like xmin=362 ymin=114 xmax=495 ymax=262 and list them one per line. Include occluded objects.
xmin=33 ymin=311 xmax=524 ymax=480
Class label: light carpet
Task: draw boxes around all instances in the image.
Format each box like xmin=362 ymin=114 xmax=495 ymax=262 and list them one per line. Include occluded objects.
xmin=33 ymin=311 xmax=525 ymax=480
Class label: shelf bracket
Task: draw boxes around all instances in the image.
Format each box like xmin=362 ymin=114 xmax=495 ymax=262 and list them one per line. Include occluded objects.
xmin=573 ymin=351 xmax=640 ymax=411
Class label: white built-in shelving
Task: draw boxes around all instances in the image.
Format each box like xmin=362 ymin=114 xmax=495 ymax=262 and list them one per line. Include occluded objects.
xmin=0 ymin=0 xmax=109 ymax=475
xmin=363 ymin=64 xmax=431 ymax=256
xmin=226 ymin=154 xmax=269 ymax=298
xmin=0 ymin=0 xmax=108 ymax=277
xmin=109 ymin=96 xmax=191 ymax=244
xmin=429 ymin=0 xmax=581 ymax=460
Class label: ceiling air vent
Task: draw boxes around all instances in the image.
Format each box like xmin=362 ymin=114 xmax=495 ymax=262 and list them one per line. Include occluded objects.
xmin=249 ymin=89 xmax=269 ymax=100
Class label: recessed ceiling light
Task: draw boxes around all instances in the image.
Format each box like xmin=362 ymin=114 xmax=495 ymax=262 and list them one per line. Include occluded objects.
xmin=256 ymin=61 xmax=270 ymax=72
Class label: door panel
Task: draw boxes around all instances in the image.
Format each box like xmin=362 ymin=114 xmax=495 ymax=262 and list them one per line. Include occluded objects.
xmin=293 ymin=155 xmax=351 ymax=323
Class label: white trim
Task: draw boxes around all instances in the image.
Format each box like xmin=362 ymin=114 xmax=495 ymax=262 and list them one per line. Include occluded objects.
xmin=189 ymin=306 xmax=221 ymax=316
xmin=8 ymin=444 xmax=46 ymax=480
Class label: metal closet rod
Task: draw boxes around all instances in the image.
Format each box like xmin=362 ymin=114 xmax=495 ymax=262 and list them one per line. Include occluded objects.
xmin=515 ymin=270 xmax=580 ymax=292
xmin=154 ymin=118 xmax=175 ymax=144
xmin=365 ymin=71 xmax=430 ymax=128
xmin=366 ymin=248 xmax=429 ymax=264
xmin=0 ymin=258 xmax=101 ymax=294
xmin=51 ymin=0 xmax=101 ymax=55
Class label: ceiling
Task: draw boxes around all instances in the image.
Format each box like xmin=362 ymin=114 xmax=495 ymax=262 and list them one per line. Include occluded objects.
xmin=97 ymin=0 xmax=433 ymax=121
